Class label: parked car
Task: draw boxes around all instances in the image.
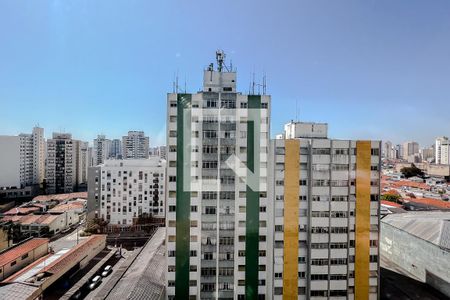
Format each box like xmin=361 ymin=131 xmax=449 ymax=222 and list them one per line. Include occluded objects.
xmin=101 ymin=265 xmax=112 ymax=277
xmin=89 ymin=275 xmax=102 ymax=290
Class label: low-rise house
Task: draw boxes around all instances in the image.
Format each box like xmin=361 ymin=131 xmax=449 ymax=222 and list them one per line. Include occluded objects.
xmin=0 ymin=238 xmax=48 ymax=281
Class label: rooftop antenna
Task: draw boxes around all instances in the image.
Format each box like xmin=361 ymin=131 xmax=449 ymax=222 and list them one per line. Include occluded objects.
xmin=184 ymin=75 xmax=187 ymax=93
xmin=262 ymin=73 xmax=267 ymax=95
xmin=216 ymin=50 xmax=225 ymax=72
xmin=252 ymin=72 xmax=255 ymax=95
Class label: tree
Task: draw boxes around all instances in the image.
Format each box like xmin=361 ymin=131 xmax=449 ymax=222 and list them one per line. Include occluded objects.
xmin=381 ymin=194 xmax=401 ymax=204
xmin=400 ymin=164 xmax=424 ymax=178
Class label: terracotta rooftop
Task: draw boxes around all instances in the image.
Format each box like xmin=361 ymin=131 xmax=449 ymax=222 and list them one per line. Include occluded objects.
xmin=33 ymin=192 xmax=87 ymax=203
xmin=0 ymin=238 xmax=48 ymax=267
xmin=43 ymin=235 xmax=105 ymax=275
xmin=48 ymin=202 xmax=84 ymax=213
xmin=390 ymin=180 xmax=431 ymax=191
xmin=403 ymin=197 xmax=450 ymax=209
xmin=381 ymin=200 xmax=403 ymax=208
xmin=3 ymin=207 xmax=41 ymax=216
xmin=3 ymin=235 xmax=106 ymax=284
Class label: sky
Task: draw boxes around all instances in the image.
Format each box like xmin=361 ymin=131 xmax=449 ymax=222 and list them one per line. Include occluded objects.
xmin=1 ymin=0 xmax=450 ymax=147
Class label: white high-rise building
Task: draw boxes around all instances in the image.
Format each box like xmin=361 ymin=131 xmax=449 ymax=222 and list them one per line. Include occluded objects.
xmin=0 ymin=126 xmax=45 ymax=191
xmin=269 ymin=122 xmax=381 ymax=299
xmin=122 ymin=131 xmax=149 ymax=159
xmin=93 ymin=135 xmax=111 ymax=166
xmin=435 ymin=136 xmax=449 ymax=165
xmin=46 ymin=133 xmax=75 ymax=194
xmin=87 ymin=158 xmax=166 ymax=225
xmin=383 ymin=141 xmax=395 ymax=159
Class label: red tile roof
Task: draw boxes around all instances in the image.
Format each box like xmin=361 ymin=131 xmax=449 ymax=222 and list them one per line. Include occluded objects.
xmin=32 ymin=192 xmax=87 ymax=203
xmin=48 ymin=202 xmax=84 ymax=213
xmin=0 ymin=238 xmax=48 ymax=267
xmin=403 ymin=197 xmax=450 ymax=209
xmin=381 ymin=200 xmax=403 ymax=208
xmin=3 ymin=207 xmax=41 ymax=216
xmin=43 ymin=235 xmax=105 ymax=275
xmin=390 ymin=180 xmax=431 ymax=191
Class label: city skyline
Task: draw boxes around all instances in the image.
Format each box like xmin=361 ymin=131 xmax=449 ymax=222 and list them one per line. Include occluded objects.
xmin=2 ymin=1 xmax=450 ymax=146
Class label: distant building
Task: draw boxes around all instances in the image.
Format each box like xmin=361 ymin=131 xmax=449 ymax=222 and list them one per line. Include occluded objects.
xmin=395 ymin=144 xmax=403 ymax=159
xmin=87 ymin=158 xmax=165 ymax=226
xmin=93 ymin=135 xmax=111 ymax=166
xmin=122 ymin=131 xmax=149 ymax=159
xmin=381 ymin=211 xmax=450 ymax=298
xmin=384 ymin=141 xmax=395 ymax=159
xmin=73 ymin=140 xmax=89 ymax=187
xmin=435 ymin=136 xmax=450 ymax=165
xmin=46 ymin=133 xmax=75 ymax=194
xmin=110 ymin=139 xmax=122 ymax=159
xmin=284 ymin=120 xmax=328 ymax=139
xmin=402 ymin=141 xmax=419 ymax=160
xmin=0 ymin=127 xmax=45 ymax=198
xmin=420 ymin=146 xmax=435 ymax=162
xmin=149 ymin=146 xmax=166 ymax=160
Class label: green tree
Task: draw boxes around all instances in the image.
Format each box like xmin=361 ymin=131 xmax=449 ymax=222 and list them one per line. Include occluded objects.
xmin=400 ymin=164 xmax=424 ymax=178
xmin=381 ymin=194 xmax=401 ymax=204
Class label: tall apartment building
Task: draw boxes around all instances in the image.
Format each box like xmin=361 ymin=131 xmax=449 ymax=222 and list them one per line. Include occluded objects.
xmin=166 ymin=51 xmax=270 ymax=299
xmin=383 ymin=141 xmax=395 ymax=159
xmin=0 ymin=127 xmax=45 ymax=198
xmin=269 ymin=122 xmax=380 ymax=299
xmin=420 ymin=146 xmax=435 ymax=163
xmin=122 ymin=131 xmax=149 ymax=159
xmin=110 ymin=139 xmax=122 ymax=159
xmin=395 ymin=144 xmax=402 ymax=159
xmin=93 ymin=135 xmax=111 ymax=165
xmin=46 ymin=133 xmax=75 ymax=194
xmin=435 ymin=136 xmax=449 ymax=165
xmin=402 ymin=141 xmax=419 ymax=160
xmin=18 ymin=127 xmax=46 ymax=187
xmin=73 ymin=140 xmax=89 ymax=187
xmin=87 ymin=158 xmax=165 ymax=225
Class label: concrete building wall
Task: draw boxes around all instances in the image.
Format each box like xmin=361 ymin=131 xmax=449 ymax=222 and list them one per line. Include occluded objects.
xmin=380 ymin=222 xmax=450 ymax=298
xmin=88 ymin=158 xmax=165 ymax=225
xmin=87 ymin=165 xmax=101 ymax=222
xmin=0 ymin=136 xmax=21 ymax=188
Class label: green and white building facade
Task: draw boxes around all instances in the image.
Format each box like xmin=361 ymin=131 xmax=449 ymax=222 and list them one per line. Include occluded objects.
xmin=166 ymin=54 xmax=271 ymax=299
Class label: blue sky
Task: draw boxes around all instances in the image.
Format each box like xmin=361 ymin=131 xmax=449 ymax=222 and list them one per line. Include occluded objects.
xmin=1 ymin=0 xmax=450 ymax=147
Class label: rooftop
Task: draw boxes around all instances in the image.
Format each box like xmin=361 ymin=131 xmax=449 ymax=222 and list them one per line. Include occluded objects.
xmin=104 ymin=228 xmax=166 ymax=300
xmin=99 ymin=157 xmax=166 ymax=168
xmin=3 ymin=207 xmax=41 ymax=216
xmin=403 ymin=197 xmax=450 ymax=210
xmin=4 ymin=235 xmax=106 ymax=284
xmin=382 ymin=211 xmax=450 ymax=250
xmin=0 ymin=238 xmax=48 ymax=267
xmin=32 ymin=192 xmax=88 ymax=203
xmin=48 ymin=202 xmax=84 ymax=213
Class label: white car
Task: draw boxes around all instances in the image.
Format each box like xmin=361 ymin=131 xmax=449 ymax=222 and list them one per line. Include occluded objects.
xmin=89 ymin=275 xmax=102 ymax=290
xmin=101 ymin=265 xmax=112 ymax=277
